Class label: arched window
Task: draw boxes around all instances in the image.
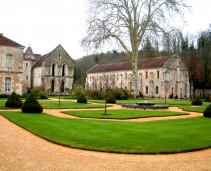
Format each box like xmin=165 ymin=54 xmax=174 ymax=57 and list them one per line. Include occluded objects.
xmin=5 ymin=77 xmax=11 ymax=92
xmin=52 ymin=63 xmax=55 ymax=76
xmin=51 ymin=80 xmax=54 ymax=92
xmin=146 ymin=71 xmax=148 ymax=79
xmin=156 ymin=86 xmax=159 ymax=94
xmin=146 ymin=86 xmax=148 ymax=94
xmin=61 ymin=80 xmax=65 ymax=92
xmin=62 ymin=64 xmax=65 ymax=76
xmin=6 ymin=55 xmax=12 ymax=67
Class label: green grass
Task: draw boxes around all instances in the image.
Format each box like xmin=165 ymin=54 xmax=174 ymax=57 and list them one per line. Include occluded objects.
xmin=38 ymin=100 xmax=108 ymax=109
xmin=1 ymin=111 xmax=211 ymax=154
xmin=63 ymin=110 xmax=188 ymax=119
xmin=181 ymin=106 xmax=206 ymax=113
xmin=115 ymin=98 xmax=211 ymax=107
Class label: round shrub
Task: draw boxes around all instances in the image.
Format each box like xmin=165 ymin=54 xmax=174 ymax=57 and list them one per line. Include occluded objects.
xmin=106 ymin=94 xmax=116 ymax=104
xmin=191 ymin=96 xmax=203 ymax=106
xmin=5 ymin=91 xmax=23 ymax=108
xmin=77 ymin=93 xmax=87 ymax=103
xmin=203 ymin=104 xmax=211 ymax=118
xmin=22 ymin=93 xmax=43 ymax=113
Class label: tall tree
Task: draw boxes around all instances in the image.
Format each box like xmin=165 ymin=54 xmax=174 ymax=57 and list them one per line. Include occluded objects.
xmin=82 ymin=0 xmax=190 ymax=97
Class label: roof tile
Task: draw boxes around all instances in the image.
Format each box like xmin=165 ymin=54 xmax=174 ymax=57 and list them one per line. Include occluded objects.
xmin=0 ymin=34 xmax=24 ymax=48
xmin=87 ymin=56 xmax=171 ymax=73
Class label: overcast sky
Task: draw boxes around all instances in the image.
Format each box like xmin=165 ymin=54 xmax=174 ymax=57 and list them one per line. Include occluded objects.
xmin=1 ymin=0 xmax=210 ymax=60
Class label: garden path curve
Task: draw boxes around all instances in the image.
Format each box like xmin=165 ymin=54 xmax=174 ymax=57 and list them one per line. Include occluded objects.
xmin=1 ymin=104 xmax=211 ymax=171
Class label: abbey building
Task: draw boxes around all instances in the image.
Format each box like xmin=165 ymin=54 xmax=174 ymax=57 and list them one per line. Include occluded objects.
xmin=0 ymin=34 xmax=74 ymax=95
xmin=86 ymin=55 xmax=190 ymax=99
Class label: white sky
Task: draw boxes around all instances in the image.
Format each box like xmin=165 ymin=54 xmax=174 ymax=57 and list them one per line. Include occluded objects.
xmin=0 ymin=0 xmax=210 ymax=60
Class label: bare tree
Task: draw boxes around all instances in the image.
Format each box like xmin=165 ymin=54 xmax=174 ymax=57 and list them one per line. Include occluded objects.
xmin=164 ymin=81 xmax=170 ymax=104
xmin=82 ymin=0 xmax=190 ymax=97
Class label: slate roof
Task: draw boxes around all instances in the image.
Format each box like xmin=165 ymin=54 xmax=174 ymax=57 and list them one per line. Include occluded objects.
xmin=23 ymin=47 xmax=41 ymax=61
xmin=87 ymin=56 xmax=171 ymax=74
xmin=0 ymin=34 xmax=24 ymax=48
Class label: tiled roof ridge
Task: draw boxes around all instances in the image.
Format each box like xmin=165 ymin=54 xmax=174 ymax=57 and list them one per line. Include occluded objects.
xmin=87 ymin=56 xmax=172 ymax=74
xmin=0 ymin=34 xmax=24 ymax=48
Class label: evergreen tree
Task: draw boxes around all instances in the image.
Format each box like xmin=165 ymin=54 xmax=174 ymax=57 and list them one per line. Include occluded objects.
xmin=22 ymin=92 xmax=43 ymax=113
xmin=5 ymin=91 xmax=23 ymax=108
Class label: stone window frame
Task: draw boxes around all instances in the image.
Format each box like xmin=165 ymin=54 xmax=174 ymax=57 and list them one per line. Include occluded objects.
xmin=5 ymin=77 xmax=11 ymax=93
xmin=6 ymin=54 xmax=12 ymax=67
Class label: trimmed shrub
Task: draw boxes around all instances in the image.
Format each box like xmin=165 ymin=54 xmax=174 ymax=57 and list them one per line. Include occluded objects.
xmin=30 ymin=87 xmax=48 ymax=99
xmin=191 ymin=96 xmax=203 ymax=106
xmin=91 ymin=90 xmax=104 ymax=100
xmin=0 ymin=94 xmax=10 ymax=98
xmin=5 ymin=91 xmax=23 ymax=108
xmin=77 ymin=93 xmax=87 ymax=103
xmin=106 ymin=93 xmax=116 ymax=104
xmin=22 ymin=93 xmax=43 ymax=113
xmin=203 ymin=104 xmax=211 ymax=118
xmin=109 ymin=89 xmax=129 ymax=100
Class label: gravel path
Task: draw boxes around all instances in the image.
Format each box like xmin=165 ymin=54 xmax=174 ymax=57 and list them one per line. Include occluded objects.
xmin=1 ymin=105 xmax=211 ymax=171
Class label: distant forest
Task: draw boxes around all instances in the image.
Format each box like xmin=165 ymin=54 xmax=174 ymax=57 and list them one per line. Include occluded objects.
xmin=74 ymin=24 xmax=211 ymax=90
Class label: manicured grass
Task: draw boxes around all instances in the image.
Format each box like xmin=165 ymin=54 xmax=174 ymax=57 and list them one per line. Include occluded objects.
xmin=38 ymin=100 xmax=108 ymax=109
xmin=63 ymin=110 xmax=188 ymax=119
xmin=1 ymin=111 xmax=211 ymax=154
xmin=181 ymin=106 xmax=206 ymax=113
xmin=115 ymin=98 xmax=211 ymax=107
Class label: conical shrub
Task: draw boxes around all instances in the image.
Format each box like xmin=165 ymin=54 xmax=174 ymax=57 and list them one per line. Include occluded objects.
xmin=22 ymin=92 xmax=43 ymax=113
xmin=204 ymin=104 xmax=211 ymax=118
xmin=77 ymin=93 xmax=87 ymax=103
xmin=5 ymin=91 xmax=23 ymax=108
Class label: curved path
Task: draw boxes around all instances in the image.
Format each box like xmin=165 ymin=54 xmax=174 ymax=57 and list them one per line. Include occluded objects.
xmin=1 ymin=105 xmax=211 ymax=171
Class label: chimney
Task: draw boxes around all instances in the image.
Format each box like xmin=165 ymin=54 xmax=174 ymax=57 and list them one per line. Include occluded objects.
xmin=0 ymin=33 xmax=3 ymax=36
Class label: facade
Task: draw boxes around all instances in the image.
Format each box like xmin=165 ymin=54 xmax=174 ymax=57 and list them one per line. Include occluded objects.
xmin=86 ymin=55 xmax=190 ymax=99
xmin=0 ymin=34 xmax=74 ymax=95
xmin=0 ymin=34 xmax=25 ymax=95
xmin=33 ymin=45 xmax=74 ymax=95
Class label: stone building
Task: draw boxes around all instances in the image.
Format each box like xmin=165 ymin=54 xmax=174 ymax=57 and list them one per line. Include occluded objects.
xmin=0 ymin=34 xmax=25 ymax=95
xmin=33 ymin=45 xmax=74 ymax=95
xmin=0 ymin=34 xmax=74 ymax=95
xmin=85 ymin=55 xmax=190 ymax=99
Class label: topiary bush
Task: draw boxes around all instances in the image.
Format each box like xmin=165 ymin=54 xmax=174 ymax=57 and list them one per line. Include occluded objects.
xmin=0 ymin=94 xmax=10 ymax=98
xmin=191 ymin=96 xmax=203 ymax=106
xmin=203 ymin=104 xmax=211 ymax=118
xmin=77 ymin=93 xmax=87 ymax=103
xmin=22 ymin=92 xmax=43 ymax=113
xmin=106 ymin=93 xmax=116 ymax=104
xmin=5 ymin=91 xmax=23 ymax=108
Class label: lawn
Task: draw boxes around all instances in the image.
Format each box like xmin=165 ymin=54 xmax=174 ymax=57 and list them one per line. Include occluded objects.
xmin=181 ymin=106 xmax=207 ymax=113
xmin=1 ymin=111 xmax=211 ymax=154
xmin=63 ymin=110 xmax=188 ymax=119
xmin=39 ymin=99 xmax=109 ymax=109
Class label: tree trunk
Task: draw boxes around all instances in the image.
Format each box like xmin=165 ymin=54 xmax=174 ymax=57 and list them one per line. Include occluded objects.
xmin=131 ymin=52 xmax=139 ymax=98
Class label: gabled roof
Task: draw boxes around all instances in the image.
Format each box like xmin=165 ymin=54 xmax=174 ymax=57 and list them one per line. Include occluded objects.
xmin=87 ymin=56 xmax=171 ymax=74
xmin=33 ymin=44 xmax=74 ymax=68
xmin=33 ymin=52 xmax=50 ymax=67
xmin=23 ymin=46 xmax=41 ymax=61
xmin=0 ymin=34 xmax=24 ymax=48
